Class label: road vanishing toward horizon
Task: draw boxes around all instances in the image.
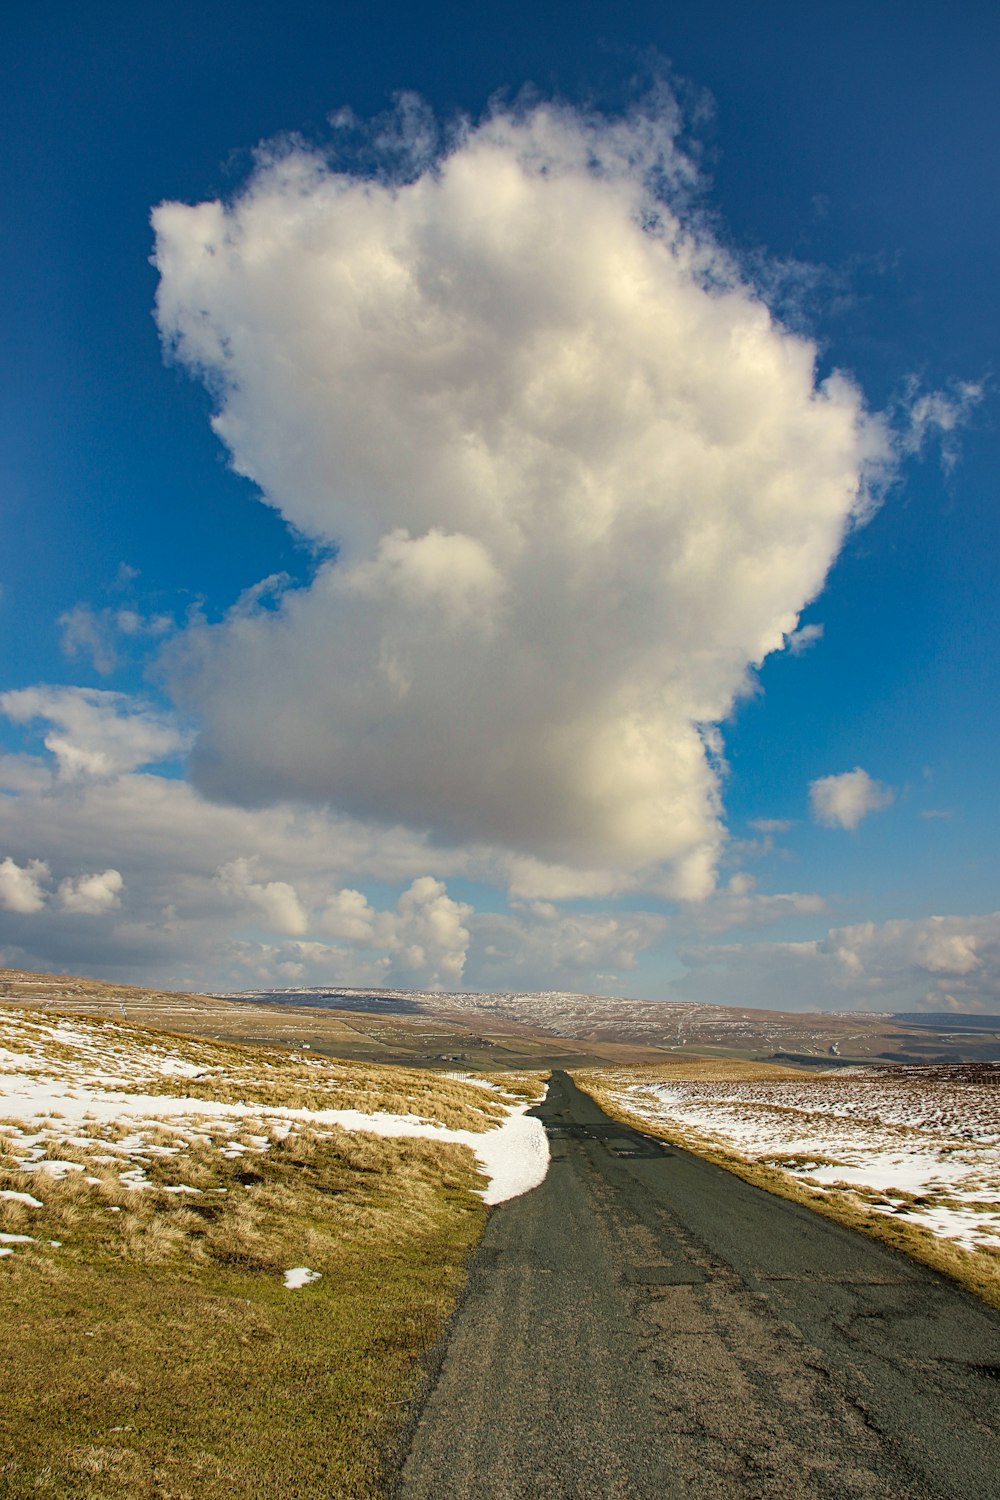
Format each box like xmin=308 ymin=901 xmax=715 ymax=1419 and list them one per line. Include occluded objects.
xmin=396 ymin=1072 xmax=1000 ymax=1500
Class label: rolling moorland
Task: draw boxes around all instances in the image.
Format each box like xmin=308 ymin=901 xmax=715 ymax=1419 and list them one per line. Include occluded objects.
xmin=2 ymin=966 xmax=999 ymax=1495
xmin=220 ymin=981 xmax=1000 ymax=1068
xmin=6 ymin=968 xmax=1000 ymax=1070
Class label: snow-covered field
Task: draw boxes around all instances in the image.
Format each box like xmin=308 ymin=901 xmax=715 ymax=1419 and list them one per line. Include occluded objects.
xmin=607 ymin=1066 xmax=1000 ymax=1253
xmin=0 ymin=1007 xmax=549 ymax=1277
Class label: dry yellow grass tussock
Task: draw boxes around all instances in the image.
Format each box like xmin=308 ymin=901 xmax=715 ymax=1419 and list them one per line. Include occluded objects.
xmin=0 ymin=1121 xmax=487 ymax=1498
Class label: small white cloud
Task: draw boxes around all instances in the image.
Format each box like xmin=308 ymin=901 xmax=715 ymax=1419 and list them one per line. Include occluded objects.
xmin=115 ymin=608 xmax=172 ymax=638
xmin=319 ymin=887 xmax=378 ymax=944
xmin=382 ymin=876 xmax=472 ymax=988
xmin=321 ymin=876 xmax=473 ymax=986
xmin=784 ymin=622 xmax=823 ymax=655
xmin=58 ymin=869 xmax=124 ymax=916
xmin=0 ymin=686 xmax=189 ymax=781
xmin=809 ymin=767 xmax=894 ymax=830
xmin=917 ymin=927 xmax=979 ymax=976
xmin=0 ymin=856 xmax=49 ymax=914
xmin=216 ymin=857 xmax=308 ymax=936
xmin=749 ymin=818 xmax=795 ymax=834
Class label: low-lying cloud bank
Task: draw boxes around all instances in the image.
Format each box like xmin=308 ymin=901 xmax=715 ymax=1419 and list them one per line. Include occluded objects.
xmin=676 ymin=912 xmax=1000 ymax=1014
xmin=0 ymin=725 xmax=671 ymax=991
xmin=2 ymin=726 xmax=997 ymax=1011
xmin=153 ymin=92 xmax=889 ymax=900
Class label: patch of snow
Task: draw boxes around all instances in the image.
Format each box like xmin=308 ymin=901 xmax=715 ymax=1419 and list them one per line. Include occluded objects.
xmin=444 ymin=1072 xmax=501 ymax=1091
xmin=804 ymin=1152 xmax=969 ymax=1195
xmin=283 ymin=1266 xmax=321 ymax=1289
xmin=0 ymin=1050 xmax=45 ymax=1070
xmin=0 ymin=1189 xmax=42 ymax=1206
xmin=158 ymin=1058 xmax=211 ymax=1079
xmin=298 ymin=1088 xmax=551 ymax=1204
xmin=119 ymin=1167 xmax=151 ymax=1190
xmin=0 ymin=1010 xmax=551 ymax=1207
xmin=469 ymin=1100 xmax=551 ymax=1205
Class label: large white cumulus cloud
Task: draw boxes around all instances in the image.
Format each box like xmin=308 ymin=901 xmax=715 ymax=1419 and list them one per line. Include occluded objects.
xmin=153 ymin=96 xmax=888 ymax=896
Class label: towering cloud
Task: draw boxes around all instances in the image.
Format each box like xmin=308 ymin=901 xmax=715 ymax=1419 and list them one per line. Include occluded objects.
xmin=154 ymin=95 xmax=888 ymax=898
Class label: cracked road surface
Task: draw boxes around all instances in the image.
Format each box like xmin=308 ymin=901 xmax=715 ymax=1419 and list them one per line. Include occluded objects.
xmin=396 ymin=1070 xmax=1000 ymax=1499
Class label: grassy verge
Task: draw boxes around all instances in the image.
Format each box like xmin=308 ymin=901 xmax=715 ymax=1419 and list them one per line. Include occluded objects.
xmin=0 ymin=1108 xmax=490 ymax=1497
xmin=573 ymin=1067 xmax=1000 ymax=1313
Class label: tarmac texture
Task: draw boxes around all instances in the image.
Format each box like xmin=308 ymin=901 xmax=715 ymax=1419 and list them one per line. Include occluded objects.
xmin=397 ymin=1071 xmax=1000 ymax=1500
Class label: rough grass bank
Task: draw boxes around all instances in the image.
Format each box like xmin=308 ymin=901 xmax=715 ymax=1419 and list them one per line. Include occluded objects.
xmin=0 ymin=1003 xmax=543 ymax=1498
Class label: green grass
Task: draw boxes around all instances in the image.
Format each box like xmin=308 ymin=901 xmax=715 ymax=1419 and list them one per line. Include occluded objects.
xmin=0 ymin=1125 xmax=487 ymax=1498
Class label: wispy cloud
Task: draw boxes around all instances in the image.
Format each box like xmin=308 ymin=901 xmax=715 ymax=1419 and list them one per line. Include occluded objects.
xmin=899 ymin=377 xmax=984 ymax=471
xmin=784 ymin=622 xmax=823 ymax=655
xmin=58 ymin=603 xmax=174 ymax=677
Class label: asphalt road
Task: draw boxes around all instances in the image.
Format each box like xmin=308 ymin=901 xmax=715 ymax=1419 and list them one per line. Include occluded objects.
xmin=395 ymin=1070 xmax=1000 ymax=1500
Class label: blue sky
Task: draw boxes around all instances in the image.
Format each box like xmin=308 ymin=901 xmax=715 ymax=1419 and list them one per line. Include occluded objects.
xmin=2 ymin=2 xmax=998 ymax=1010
